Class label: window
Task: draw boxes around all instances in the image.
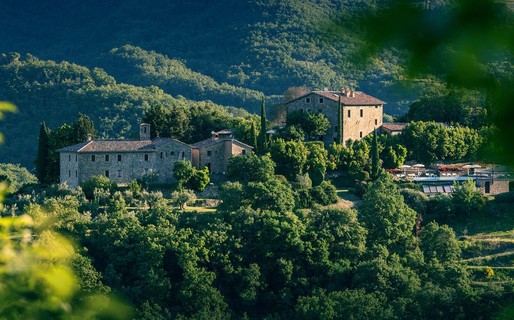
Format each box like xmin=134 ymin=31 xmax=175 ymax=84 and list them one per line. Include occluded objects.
xmin=91 ymin=155 xmax=95 ymax=162
xmin=181 ymin=151 xmax=185 ymax=159
xmin=118 ymin=170 xmax=122 ymax=178
xmin=118 ymin=154 xmax=122 ymax=161
xmin=68 ymin=170 xmax=71 ymax=177
xmin=75 ymin=155 xmax=78 ymax=162
xmin=360 ymin=109 xmax=363 ymax=117
xmin=160 ymin=152 xmax=163 ymax=159
xmin=318 ymin=109 xmax=322 ymax=113
xmin=69 ymin=155 xmax=71 ymax=161
xmin=307 ymin=108 xmax=312 ymax=113
xmin=306 ymin=97 xmax=311 ymax=103
xmin=359 ymin=132 xmax=363 ymax=138
xmin=105 ymin=170 xmax=109 ymax=178
xmin=105 ymin=154 xmax=109 ymax=161
xmin=242 ymin=149 xmax=246 ymax=155
xmin=206 ymin=163 xmax=211 ymax=172
xmin=347 ymin=110 xmax=351 ymax=118
xmin=375 ymin=119 xmax=378 ymax=125
xmin=207 ymin=150 xmax=212 ymax=157
xmin=171 ymin=151 xmax=175 ymax=156
xmin=144 ymin=154 xmax=149 ymax=161
xmin=319 ymin=98 xmax=324 ymax=103
xmin=485 ymin=181 xmax=491 ymax=194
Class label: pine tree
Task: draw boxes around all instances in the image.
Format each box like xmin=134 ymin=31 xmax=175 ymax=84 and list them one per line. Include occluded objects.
xmin=371 ymin=129 xmax=381 ymax=179
xmin=337 ymin=95 xmax=343 ymax=144
xmin=35 ymin=122 xmax=50 ymax=184
xmin=257 ymin=96 xmax=268 ymax=154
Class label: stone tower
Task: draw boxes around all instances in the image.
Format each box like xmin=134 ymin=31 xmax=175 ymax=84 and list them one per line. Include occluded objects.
xmin=140 ymin=123 xmax=151 ymax=140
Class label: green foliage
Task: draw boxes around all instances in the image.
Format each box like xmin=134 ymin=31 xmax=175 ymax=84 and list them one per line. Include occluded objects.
xmin=275 ymin=125 xmax=305 ymax=142
xmin=370 ymin=129 xmax=381 ymax=179
xmin=359 ymin=174 xmax=417 ymax=250
xmin=186 ymin=167 xmax=210 ymax=192
xmin=0 ymin=163 xmax=37 ymax=193
xmin=269 ymin=139 xmax=308 ymax=180
xmin=400 ymin=188 xmax=429 ymax=214
xmin=451 ymin=179 xmax=486 ymax=218
xmin=173 ymin=160 xmax=195 ymax=190
xmin=286 ymin=111 xmax=330 ymax=141
xmin=419 ymin=222 xmax=461 ymax=264
xmin=80 ymin=175 xmax=116 ymax=200
xmin=309 ymin=181 xmax=338 ymax=206
xmin=170 ymin=189 xmax=197 ymax=210
xmin=226 ymin=153 xmax=275 ymax=183
xmin=35 ymin=122 xmax=50 ymax=184
xmin=245 ymin=179 xmax=296 ymax=213
xmin=257 ymin=96 xmax=268 ymax=154
xmin=305 ymin=142 xmax=328 ymax=186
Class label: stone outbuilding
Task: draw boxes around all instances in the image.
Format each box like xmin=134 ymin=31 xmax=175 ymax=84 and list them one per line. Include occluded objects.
xmin=192 ymin=130 xmax=253 ymax=177
xmin=57 ymin=123 xmax=193 ymax=188
xmin=285 ymin=88 xmax=385 ymax=146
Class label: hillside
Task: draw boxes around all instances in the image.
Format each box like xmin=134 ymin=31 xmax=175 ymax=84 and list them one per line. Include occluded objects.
xmin=0 ymin=0 xmax=414 ymax=106
xmin=0 ymin=54 xmax=250 ymax=168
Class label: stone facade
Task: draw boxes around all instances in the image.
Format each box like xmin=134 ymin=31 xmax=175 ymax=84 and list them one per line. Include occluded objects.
xmin=192 ymin=130 xmax=252 ymax=176
xmin=286 ymin=89 xmax=385 ymax=146
xmin=58 ymin=126 xmax=252 ymax=187
xmin=58 ymin=124 xmax=192 ymax=188
xmin=476 ymin=178 xmax=510 ymax=196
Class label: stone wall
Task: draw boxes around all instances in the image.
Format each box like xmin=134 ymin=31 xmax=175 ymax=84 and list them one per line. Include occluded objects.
xmin=68 ymin=140 xmax=193 ymax=186
xmin=476 ymin=179 xmax=510 ymax=195
xmin=60 ymin=152 xmax=80 ymax=188
xmin=286 ymin=92 xmax=383 ymax=146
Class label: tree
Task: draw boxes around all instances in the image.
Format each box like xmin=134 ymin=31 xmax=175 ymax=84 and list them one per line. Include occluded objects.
xmin=370 ymin=129 xmax=381 ymax=179
xmin=170 ymin=189 xmax=197 ymax=210
xmin=250 ymin=121 xmax=258 ymax=149
xmin=226 ymin=153 xmax=275 ymax=183
xmin=419 ymin=222 xmax=461 ymax=263
xmin=186 ymin=166 xmax=210 ymax=192
xmin=336 ymin=95 xmax=343 ymax=144
xmin=257 ymin=96 xmax=268 ymax=154
xmin=359 ymin=174 xmax=417 ymax=250
xmin=246 ymin=179 xmax=296 ymax=213
xmin=286 ymin=111 xmax=330 ymax=141
xmin=269 ymin=139 xmax=308 ymax=179
xmin=35 ymin=122 xmax=50 ymax=184
xmin=305 ymin=142 xmax=328 ymax=186
xmin=80 ymin=176 xmax=116 ymax=200
xmin=451 ymin=179 xmax=486 ymax=218
xmin=73 ymin=113 xmax=95 ymax=141
xmin=173 ymin=160 xmax=195 ymax=190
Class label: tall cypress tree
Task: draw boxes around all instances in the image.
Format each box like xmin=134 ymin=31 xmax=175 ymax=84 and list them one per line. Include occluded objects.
xmin=257 ymin=96 xmax=268 ymax=154
xmin=337 ymin=95 xmax=343 ymax=144
xmin=35 ymin=122 xmax=50 ymax=184
xmin=371 ymin=129 xmax=381 ymax=179
xmin=73 ymin=113 xmax=95 ymax=142
xmin=251 ymin=121 xmax=258 ymax=149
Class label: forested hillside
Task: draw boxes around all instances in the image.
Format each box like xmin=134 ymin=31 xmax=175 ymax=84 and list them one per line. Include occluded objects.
xmin=0 ymin=54 xmax=252 ymax=167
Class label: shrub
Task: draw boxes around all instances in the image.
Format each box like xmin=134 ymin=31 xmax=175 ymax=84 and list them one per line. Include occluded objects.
xmin=310 ymin=181 xmax=338 ymax=206
xmin=80 ymin=176 xmax=116 ymax=200
xmin=494 ymin=191 xmax=514 ymax=203
xmin=401 ymin=189 xmax=429 ymax=214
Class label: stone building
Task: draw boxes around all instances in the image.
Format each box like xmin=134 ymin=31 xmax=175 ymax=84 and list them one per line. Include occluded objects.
xmin=57 ymin=123 xmax=193 ymax=188
xmin=58 ymin=125 xmax=253 ymax=187
xmin=285 ymin=89 xmax=385 ymax=145
xmin=192 ymin=130 xmax=253 ymax=176
xmin=381 ymin=122 xmax=408 ymax=136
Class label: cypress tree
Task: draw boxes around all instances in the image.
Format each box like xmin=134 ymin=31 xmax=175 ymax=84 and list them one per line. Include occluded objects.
xmin=73 ymin=113 xmax=95 ymax=142
xmin=251 ymin=121 xmax=258 ymax=149
xmin=257 ymin=96 xmax=268 ymax=154
xmin=35 ymin=122 xmax=50 ymax=184
xmin=371 ymin=129 xmax=381 ymax=179
xmin=337 ymin=95 xmax=343 ymax=144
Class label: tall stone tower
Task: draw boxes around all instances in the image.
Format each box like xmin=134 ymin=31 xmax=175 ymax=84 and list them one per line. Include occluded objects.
xmin=140 ymin=123 xmax=151 ymax=140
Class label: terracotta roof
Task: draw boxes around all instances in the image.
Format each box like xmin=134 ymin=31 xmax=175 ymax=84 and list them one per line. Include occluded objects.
xmin=57 ymin=138 xmax=191 ymax=153
xmin=381 ymin=123 xmax=408 ymax=132
xmin=286 ymin=90 xmax=386 ymax=106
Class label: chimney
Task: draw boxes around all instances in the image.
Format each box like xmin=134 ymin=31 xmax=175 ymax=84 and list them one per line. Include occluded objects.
xmin=86 ymin=134 xmax=92 ymax=141
xmin=345 ymin=88 xmax=351 ymax=97
xmin=140 ymin=123 xmax=151 ymax=140
xmin=341 ymin=88 xmax=346 ymax=95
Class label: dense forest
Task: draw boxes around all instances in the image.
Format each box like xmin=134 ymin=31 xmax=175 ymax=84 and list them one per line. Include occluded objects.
xmin=0 ymin=0 xmax=429 ymax=168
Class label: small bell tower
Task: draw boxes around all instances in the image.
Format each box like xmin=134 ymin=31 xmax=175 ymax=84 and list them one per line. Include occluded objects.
xmin=140 ymin=123 xmax=151 ymax=140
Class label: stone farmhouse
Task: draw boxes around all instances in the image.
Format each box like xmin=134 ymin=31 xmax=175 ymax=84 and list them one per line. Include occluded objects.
xmin=57 ymin=124 xmax=252 ymax=188
xmin=285 ymin=88 xmax=385 ymax=145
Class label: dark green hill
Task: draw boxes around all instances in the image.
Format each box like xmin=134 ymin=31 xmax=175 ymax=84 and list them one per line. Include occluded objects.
xmin=0 ymin=0 xmax=405 ymax=97
xmin=0 ymin=54 xmax=249 ymax=168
